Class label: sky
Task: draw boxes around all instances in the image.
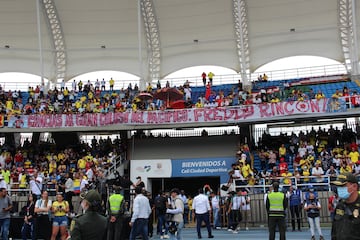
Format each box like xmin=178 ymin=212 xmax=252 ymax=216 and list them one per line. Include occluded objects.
xmin=0 ymin=55 xmax=345 ymax=91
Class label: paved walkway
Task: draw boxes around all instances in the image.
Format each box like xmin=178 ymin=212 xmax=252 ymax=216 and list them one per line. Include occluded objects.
xmin=161 ymin=227 xmax=331 ymax=240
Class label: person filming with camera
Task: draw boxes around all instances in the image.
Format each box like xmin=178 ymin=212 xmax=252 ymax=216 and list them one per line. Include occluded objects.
xmin=50 ymin=192 xmax=69 ymax=240
xmin=304 ymin=192 xmax=324 ymax=240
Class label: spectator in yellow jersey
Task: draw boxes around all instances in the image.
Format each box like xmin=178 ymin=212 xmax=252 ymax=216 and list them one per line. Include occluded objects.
xmin=348 ymin=147 xmax=359 ymax=164
xmin=279 ymin=144 xmax=287 ymax=159
xmin=5 ymin=98 xmax=13 ymax=114
xmin=1 ymin=168 xmax=10 ymax=185
xmin=195 ymin=99 xmax=203 ymax=108
xmin=339 ymin=161 xmax=352 ymax=174
xmin=51 ymin=193 xmax=69 ymax=240
xmin=49 ymin=160 xmax=57 ymax=174
xmin=111 ymin=91 xmax=118 ymax=99
xmin=109 ymin=78 xmax=115 ymax=91
xmin=87 ymin=91 xmax=94 ymax=100
xmin=281 ymin=169 xmax=292 ymax=186
xmin=240 ymin=161 xmax=252 ymax=181
xmin=77 ymin=158 xmax=86 ymax=172
xmin=270 ymin=95 xmax=280 ymax=103
xmin=262 ymin=73 xmax=268 ymax=81
xmin=207 ymin=72 xmax=214 ymax=85
xmin=332 ymin=89 xmax=343 ymax=99
xmin=146 ymin=83 xmax=153 ymax=93
xmin=131 ymin=101 xmax=138 ymax=112
xmin=315 ymin=90 xmax=325 ymax=100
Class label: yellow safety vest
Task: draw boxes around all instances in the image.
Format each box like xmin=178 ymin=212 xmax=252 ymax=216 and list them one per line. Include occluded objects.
xmin=268 ymin=192 xmax=285 ymax=217
xmin=109 ymin=194 xmax=124 ymax=215
xmin=19 ymin=175 xmax=27 ymax=188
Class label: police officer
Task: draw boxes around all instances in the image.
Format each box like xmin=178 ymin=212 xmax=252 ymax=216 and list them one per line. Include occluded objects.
xmin=331 ymin=172 xmax=360 ymax=240
xmin=266 ymin=181 xmax=287 ymax=240
xmin=107 ymin=186 xmax=125 ymax=240
xmin=69 ymin=190 xmax=107 ymax=240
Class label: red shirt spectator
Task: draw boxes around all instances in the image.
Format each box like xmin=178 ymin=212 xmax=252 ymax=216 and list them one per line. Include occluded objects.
xmin=278 ymin=157 xmax=288 ymax=175
xmin=14 ymin=151 xmax=24 ymax=167
xmin=205 ymin=83 xmax=211 ymax=100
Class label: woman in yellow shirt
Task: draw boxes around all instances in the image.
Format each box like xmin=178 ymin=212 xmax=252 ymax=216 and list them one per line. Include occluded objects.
xmin=51 ymin=193 xmax=69 ymax=240
xmin=279 ymin=144 xmax=287 ymax=158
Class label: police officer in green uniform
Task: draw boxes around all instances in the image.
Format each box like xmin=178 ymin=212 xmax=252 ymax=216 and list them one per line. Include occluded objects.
xmin=266 ymin=181 xmax=287 ymax=240
xmin=69 ymin=190 xmax=107 ymax=240
xmin=331 ymin=172 xmax=360 ymax=240
xmin=107 ymin=186 xmax=125 ymax=240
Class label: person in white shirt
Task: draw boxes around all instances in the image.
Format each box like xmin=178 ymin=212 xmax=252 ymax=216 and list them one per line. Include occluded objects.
xmin=240 ymin=190 xmax=251 ymax=231
xmin=129 ymin=187 xmax=152 ymax=240
xmin=0 ymin=176 xmax=6 ymax=190
xmin=86 ymin=166 xmax=95 ymax=182
xmin=184 ymin=86 xmax=192 ymax=100
xmin=192 ymin=188 xmax=214 ymax=239
xmin=297 ymin=144 xmax=307 ymax=158
xmin=29 ymin=171 xmax=43 ymax=199
xmin=72 ymin=80 xmax=77 ymax=91
xmin=64 ymin=173 xmax=74 ymax=213
xmin=95 ymin=79 xmax=100 ymax=91
xmin=227 ymin=190 xmax=242 ymax=233
xmin=311 ymin=161 xmax=325 ymax=183
xmin=34 ymin=191 xmax=52 ymax=239
xmin=79 ymin=172 xmax=89 ymax=193
xmin=210 ymin=191 xmax=221 ymax=229
xmin=101 ymin=78 xmax=106 ymax=91
xmin=306 ymin=143 xmax=315 ymax=156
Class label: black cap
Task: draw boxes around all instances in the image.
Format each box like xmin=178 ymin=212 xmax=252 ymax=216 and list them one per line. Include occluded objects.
xmin=170 ymin=188 xmax=180 ymax=194
xmin=331 ymin=172 xmax=358 ymax=186
xmin=81 ymin=190 xmax=101 ymax=206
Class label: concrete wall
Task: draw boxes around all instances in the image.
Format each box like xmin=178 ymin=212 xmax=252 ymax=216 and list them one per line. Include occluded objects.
xmin=130 ymin=135 xmax=241 ymax=160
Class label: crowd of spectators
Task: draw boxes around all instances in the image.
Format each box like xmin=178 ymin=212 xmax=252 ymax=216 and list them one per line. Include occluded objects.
xmin=0 ymin=134 xmax=127 ymax=206
xmin=228 ymin=123 xmax=360 ymax=191
xmin=0 ymin=76 xmax=359 ymax=193
xmin=0 ymin=75 xmax=356 ymax=122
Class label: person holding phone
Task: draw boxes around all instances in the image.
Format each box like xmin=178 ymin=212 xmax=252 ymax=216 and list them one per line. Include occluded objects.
xmin=0 ymin=188 xmax=12 ymax=240
xmin=51 ymin=193 xmax=69 ymax=240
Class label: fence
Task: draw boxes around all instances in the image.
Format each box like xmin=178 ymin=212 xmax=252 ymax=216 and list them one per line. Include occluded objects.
xmin=216 ymin=190 xmax=332 ymax=228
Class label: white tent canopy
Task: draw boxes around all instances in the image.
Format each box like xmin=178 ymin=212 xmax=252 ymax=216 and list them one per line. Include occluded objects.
xmin=0 ymin=0 xmax=355 ymax=83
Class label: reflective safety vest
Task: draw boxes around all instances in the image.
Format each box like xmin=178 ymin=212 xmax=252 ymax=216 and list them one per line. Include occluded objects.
xmin=268 ymin=192 xmax=285 ymax=217
xmin=109 ymin=194 xmax=124 ymax=215
xmin=19 ymin=174 xmax=27 ymax=188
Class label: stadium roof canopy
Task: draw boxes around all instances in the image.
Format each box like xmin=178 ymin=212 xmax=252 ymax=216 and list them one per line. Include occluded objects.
xmin=0 ymin=0 xmax=357 ymax=84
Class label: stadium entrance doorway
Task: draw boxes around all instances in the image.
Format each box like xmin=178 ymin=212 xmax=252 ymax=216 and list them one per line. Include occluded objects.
xmin=151 ymin=176 xmax=220 ymax=197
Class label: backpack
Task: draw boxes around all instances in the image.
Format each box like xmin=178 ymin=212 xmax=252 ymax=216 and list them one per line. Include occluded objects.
xmin=155 ymin=196 xmax=166 ymax=211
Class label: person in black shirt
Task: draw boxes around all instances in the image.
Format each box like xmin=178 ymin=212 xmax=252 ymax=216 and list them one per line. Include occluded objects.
xmin=21 ymin=194 xmax=35 ymax=240
xmin=154 ymin=191 xmax=169 ymax=238
xmin=135 ymin=176 xmax=145 ymax=189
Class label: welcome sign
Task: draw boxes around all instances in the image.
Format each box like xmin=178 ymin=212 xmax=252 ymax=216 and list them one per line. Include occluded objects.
xmin=131 ymin=157 xmax=236 ymax=186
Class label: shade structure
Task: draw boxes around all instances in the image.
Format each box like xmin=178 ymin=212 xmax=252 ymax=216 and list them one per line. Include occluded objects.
xmin=153 ymin=87 xmax=184 ymax=108
xmin=170 ymin=100 xmax=185 ymax=109
xmin=135 ymin=92 xmax=153 ymax=102
xmin=153 ymin=87 xmax=184 ymax=102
